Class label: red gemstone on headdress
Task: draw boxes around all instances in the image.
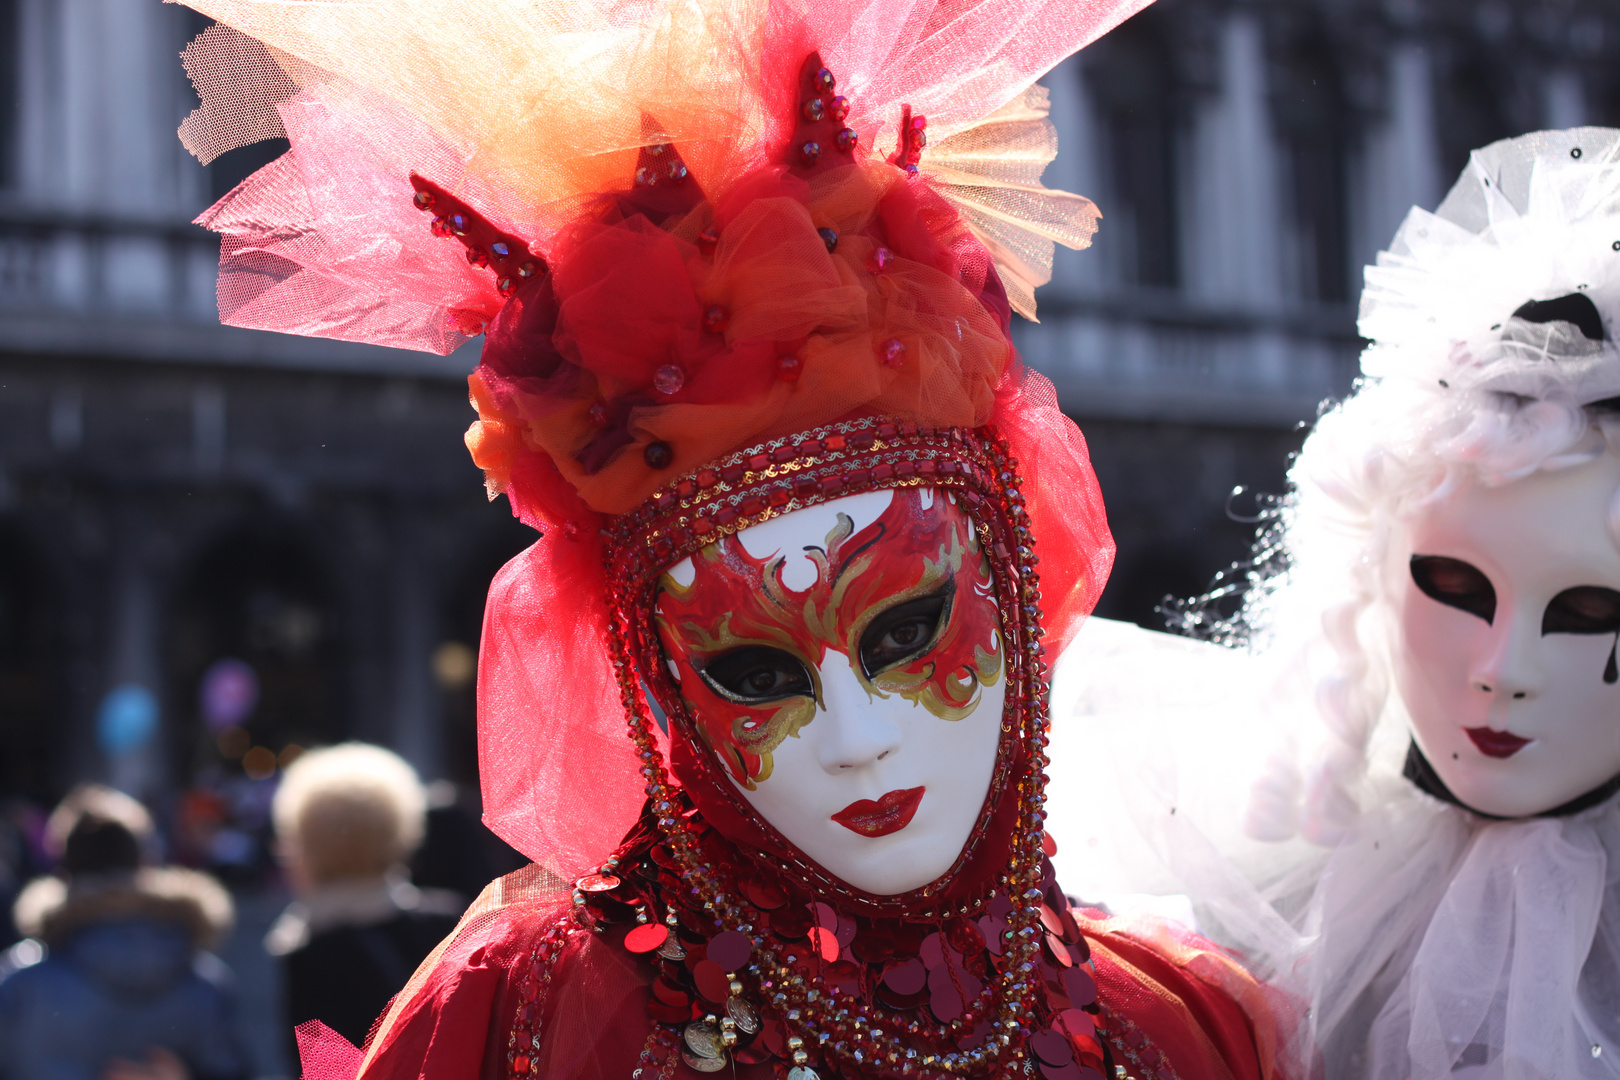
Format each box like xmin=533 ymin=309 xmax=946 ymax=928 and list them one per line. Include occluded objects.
xmin=653 ymin=364 xmax=686 ymax=395
xmin=797 ymin=439 xmax=823 ymax=457
xmin=747 ymin=453 xmax=770 ymax=472
xmin=702 ymin=306 xmax=730 ymax=333
xmin=430 ymin=216 xmax=451 ymax=238
xmin=822 ymin=434 xmax=846 ymax=451
xmin=740 ymin=496 xmax=765 ymax=516
xmin=467 ymin=248 xmax=490 ymax=269
xmin=903 ymin=163 xmax=920 ymax=178
xmin=497 ymin=276 xmax=517 ymax=297
xmin=813 ymin=67 xmax=835 ymax=93
xmin=720 ymin=464 xmax=745 ymax=484
xmin=665 ymin=160 xmax=689 ymax=185
xmin=849 ymin=429 xmax=876 ymax=449
xmin=802 ymin=98 xmax=826 ymax=122
xmin=643 ymin=441 xmax=673 ymax=469
xmin=818 ymin=476 xmax=844 ymax=494
xmin=846 ymin=468 xmax=869 ymax=487
xmin=895 ymin=460 xmax=916 ymax=478
xmin=872 ymin=463 xmax=894 ymax=481
xmin=877 ymin=423 xmax=898 ymax=438
xmin=836 ymin=128 xmax=858 ymax=153
xmin=413 ymin=190 xmax=435 ymax=210
xmin=448 ymin=213 xmax=469 ymax=236
xmin=800 ymin=141 xmax=821 ymax=166
xmin=882 ymin=338 xmax=907 ymax=367
xmin=868 ymin=247 xmax=894 ymax=273
xmin=770 ymin=446 xmax=797 ymax=465
xmin=654 ymin=491 xmax=676 ymax=512
xmin=517 ymin=260 xmax=540 ymax=278
xmin=693 ymin=516 xmax=715 ymax=535
xmin=490 ymin=240 xmax=511 ymax=261
xmin=776 ymin=355 xmax=803 ymax=382
xmin=767 ymin=488 xmax=791 ymax=507
xmin=830 ymin=96 xmax=850 ymax=121
xmin=697 ymin=469 xmax=719 ymax=489
xmin=715 ymin=506 xmax=739 ymax=526
xmin=793 ymin=476 xmax=818 ymax=497
xmin=899 ymin=420 xmax=918 ymax=436
xmin=634 ymin=166 xmax=659 ymax=187
xmin=677 ymin=478 xmax=697 ymax=497
xmin=817 ymin=228 xmax=838 ymax=253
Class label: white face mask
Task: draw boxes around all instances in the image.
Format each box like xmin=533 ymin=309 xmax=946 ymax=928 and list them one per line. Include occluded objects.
xmin=1388 ymin=449 xmax=1620 ymax=818
xmin=654 ymin=488 xmax=1006 ymax=895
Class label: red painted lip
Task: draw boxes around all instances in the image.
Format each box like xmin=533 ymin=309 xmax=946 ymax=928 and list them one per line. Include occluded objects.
xmin=1464 ymin=726 xmax=1532 ymax=759
xmin=831 ymin=787 xmax=925 ymax=838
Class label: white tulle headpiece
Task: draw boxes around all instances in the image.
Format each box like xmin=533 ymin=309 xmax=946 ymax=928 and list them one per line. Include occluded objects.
xmin=1361 ymin=127 xmax=1620 ymax=405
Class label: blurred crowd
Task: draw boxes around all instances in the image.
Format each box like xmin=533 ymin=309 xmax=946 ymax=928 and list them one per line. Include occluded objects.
xmin=0 ymin=747 xmax=523 ymax=1080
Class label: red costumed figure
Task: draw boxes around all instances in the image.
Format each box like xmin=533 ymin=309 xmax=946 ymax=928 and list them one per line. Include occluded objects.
xmin=173 ymin=1 xmax=1294 ymax=1077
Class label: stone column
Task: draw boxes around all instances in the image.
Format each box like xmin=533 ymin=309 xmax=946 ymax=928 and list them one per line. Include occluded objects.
xmin=1182 ymin=12 xmax=1282 ymax=311
xmin=1351 ymin=43 xmax=1441 ymax=279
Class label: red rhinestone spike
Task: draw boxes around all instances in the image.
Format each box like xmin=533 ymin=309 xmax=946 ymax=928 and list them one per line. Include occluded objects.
xmin=622 ymin=115 xmax=707 ymax=224
xmin=889 ymin=105 xmax=927 ymax=177
xmin=787 ymin=52 xmax=858 ymax=178
xmin=409 ymin=173 xmax=547 ymax=293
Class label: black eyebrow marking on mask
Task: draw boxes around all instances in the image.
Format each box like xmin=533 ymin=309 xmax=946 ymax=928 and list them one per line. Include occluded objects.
xmin=831 ymin=522 xmax=887 ymax=587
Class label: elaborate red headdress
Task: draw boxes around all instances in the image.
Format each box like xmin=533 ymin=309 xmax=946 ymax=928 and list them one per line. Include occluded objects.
xmin=178 ymin=0 xmax=1131 ymax=881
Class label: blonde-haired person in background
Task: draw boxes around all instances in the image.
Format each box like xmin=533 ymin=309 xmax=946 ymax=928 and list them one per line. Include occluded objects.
xmin=266 ymin=744 xmax=462 ymax=1056
xmin=0 ymin=784 xmax=244 ymax=1080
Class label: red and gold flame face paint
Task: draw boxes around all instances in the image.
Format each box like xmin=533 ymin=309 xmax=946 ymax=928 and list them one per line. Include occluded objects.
xmin=653 ymin=488 xmax=1003 ymax=787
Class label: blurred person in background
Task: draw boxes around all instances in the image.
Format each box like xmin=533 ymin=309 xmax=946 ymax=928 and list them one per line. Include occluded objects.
xmin=0 ymin=785 xmax=245 ymax=1080
xmin=264 ymin=744 xmax=462 ymax=1056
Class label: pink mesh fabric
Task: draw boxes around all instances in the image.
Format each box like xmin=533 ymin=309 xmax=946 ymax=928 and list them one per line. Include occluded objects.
xmin=196 ymin=87 xmax=500 ymax=353
xmin=295 ymin=1021 xmax=363 ymax=1080
xmin=476 ymin=534 xmax=671 ymax=880
xmin=178 ymin=23 xmax=297 ymax=165
xmin=175 ymin=0 xmax=1149 ymax=351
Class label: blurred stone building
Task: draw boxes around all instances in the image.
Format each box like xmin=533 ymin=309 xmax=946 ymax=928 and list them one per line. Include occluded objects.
xmin=1 ymin=0 xmax=1618 ymax=805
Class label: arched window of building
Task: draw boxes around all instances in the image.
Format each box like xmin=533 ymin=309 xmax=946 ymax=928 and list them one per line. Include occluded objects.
xmin=169 ymin=526 xmax=344 ymax=786
xmin=1270 ymin=27 xmax=1352 ymax=304
xmin=1081 ymin=8 xmax=1182 ymax=290
xmin=1434 ymin=53 xmax=1514 ymax=187
xmin=0 ymin=528 xmax=61 ymax=803
xmin=178 ymin=10 xmax=290 ymax=205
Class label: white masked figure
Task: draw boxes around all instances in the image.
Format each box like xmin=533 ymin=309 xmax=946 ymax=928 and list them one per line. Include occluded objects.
xmin=1162 ymin=128 xmax=1620 ymax=1080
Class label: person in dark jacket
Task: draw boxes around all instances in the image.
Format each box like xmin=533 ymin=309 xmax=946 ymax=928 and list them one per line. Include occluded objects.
xmin=0 ymin=785 xmax=246 ymax=1080
xmin=265 ymin=744 xmax=462 ymax=1056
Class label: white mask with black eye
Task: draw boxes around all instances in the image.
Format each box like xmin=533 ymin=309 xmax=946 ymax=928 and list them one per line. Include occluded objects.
xmin=1386 ymin=448 xmax=1620 ymax=818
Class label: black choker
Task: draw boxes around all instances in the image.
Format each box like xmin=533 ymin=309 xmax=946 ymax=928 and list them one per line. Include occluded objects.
xmin=1403 ymin=741 xmax=1620 ymax=820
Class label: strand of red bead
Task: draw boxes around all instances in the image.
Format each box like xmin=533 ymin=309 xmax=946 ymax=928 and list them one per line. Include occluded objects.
xmin=506 ymin=912 xmax=583 ymax=1077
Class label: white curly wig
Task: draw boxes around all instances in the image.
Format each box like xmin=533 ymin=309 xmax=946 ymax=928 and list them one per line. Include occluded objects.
xmin=1236 ymin=128 xmax=1620 ymax=846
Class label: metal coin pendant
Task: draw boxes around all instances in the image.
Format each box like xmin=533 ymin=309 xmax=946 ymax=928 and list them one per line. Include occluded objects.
xmin=680 ymin=1050 xmax=728 ymax=1074
xmin=683 ymin=1021 xmax=725 ymax=1060
xmin=787 ymin=1067 xmax=821 ymax=1080
xmin=657 ymin=935 xmax=687 ymax=961
xmin=726 ymin=996 xmax=760 ymax=1034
